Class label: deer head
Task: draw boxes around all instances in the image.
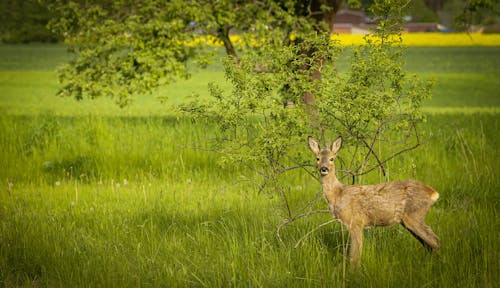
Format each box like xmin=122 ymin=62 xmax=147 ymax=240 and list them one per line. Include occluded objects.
xmin=308 ymin=136 xmax=342 ymax=176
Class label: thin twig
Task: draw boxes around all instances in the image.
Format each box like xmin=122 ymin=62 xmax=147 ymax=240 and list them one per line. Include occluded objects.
xmin=276 ymin=209 xmax=331 ymax=246
xmin=359 ymin=124 xmax=386 ymax=178
xmin=355 ymin=123 xmax=422 ymax=176
xmin=283 ymin=155 xmax=320 ymax=181
xmin=294 ymin=219 xmax=338 ymax=248
xmin=341 ymin=223 xmax=347 ymax=288
xmin=276 ymin=163 xmax=315 ymax=176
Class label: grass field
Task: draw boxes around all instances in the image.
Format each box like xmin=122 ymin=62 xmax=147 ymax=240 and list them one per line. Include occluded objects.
xmin=0 ymin=43 xmax=499 ymax=287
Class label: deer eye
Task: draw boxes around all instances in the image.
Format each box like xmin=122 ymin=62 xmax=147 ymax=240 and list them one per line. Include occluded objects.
xmin=329 ymin=158 xmax=334 ymax=161
xmin=316 ymin=157 xmax=320 ymax=162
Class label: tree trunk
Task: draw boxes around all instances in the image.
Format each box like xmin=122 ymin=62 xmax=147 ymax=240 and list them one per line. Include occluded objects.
xmin=300 ymin=0 xmax=342 ymax=125
xmin=217 ymin=24 xmax=239 ymax=64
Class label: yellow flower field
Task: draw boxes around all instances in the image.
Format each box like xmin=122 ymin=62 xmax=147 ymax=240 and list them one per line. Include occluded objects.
xmin=334 ymin=33 xmax=500 ymax=46
xmin=216 ymin=33 xmax=500 ymax=47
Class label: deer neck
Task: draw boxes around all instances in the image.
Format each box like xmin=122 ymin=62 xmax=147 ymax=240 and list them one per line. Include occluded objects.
xmin=320 ymin=173 xmax=343 ymax=204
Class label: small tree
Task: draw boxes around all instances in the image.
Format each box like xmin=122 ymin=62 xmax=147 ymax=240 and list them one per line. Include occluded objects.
xmin=181 ymin=0 xmax=432 ymax=221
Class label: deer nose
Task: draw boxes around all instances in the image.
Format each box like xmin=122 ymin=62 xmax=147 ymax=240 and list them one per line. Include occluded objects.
xmin=320 ymin=167 xmax=329 ymax=174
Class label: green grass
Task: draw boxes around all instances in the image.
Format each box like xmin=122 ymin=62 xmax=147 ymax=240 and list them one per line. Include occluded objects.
xmin=0 ymin=44 xmax=499 ymax=287
xmin=406 ymin=47 xmax=500 ymax=108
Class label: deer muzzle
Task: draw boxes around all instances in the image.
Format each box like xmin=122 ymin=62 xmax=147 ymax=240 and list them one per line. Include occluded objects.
xmin=319 ymin=166 xmax=329 ymax=175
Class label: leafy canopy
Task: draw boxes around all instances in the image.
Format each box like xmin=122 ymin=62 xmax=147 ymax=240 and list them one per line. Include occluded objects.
xmin=49 ymin=0 xmax=341 ymax=106
xmin=50 ymin=0 xmax=210 ymax=107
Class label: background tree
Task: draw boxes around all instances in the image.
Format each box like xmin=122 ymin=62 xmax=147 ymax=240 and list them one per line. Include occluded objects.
xmin=407 ymin=0 xmax=440 ymax=22
xmin=0 ymin=0 xmax=60 ymax=43
xmin=454 ymin=0 xmax=499 ymax=30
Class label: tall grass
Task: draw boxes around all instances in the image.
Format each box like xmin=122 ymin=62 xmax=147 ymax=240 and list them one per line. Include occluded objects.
xmin=0 ymin=44 xmax=499 ymax=287
xmin=0 ymin=112 xmax=498 ymax=287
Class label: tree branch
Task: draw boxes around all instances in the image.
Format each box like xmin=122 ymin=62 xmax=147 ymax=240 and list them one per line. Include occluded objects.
xmin=276 ymin=209 xmax=331 ymax=246
xmin=294 ymin=219 xmax=339 ymax=248
xmin=358 ymin=123 xmax=387 ymax=179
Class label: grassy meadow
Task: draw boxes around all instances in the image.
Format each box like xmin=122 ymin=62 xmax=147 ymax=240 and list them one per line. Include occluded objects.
xmin=0 ymin=42 xmax=499 ymax=287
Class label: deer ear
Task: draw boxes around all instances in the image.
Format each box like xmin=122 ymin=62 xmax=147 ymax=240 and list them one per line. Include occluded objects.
xmin=308 ymin=136 xmax=320 ymax=155
xmin=329 ymin=136 xmax=342 ymax=155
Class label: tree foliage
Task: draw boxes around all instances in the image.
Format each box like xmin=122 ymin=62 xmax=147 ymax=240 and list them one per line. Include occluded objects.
xmin=48 ymin=0 xmax=343 ymax=106
xmin=454 ymin=0 xmax=500 ymax=29
xmin=49 ymin=0 xmax=209 ymax=107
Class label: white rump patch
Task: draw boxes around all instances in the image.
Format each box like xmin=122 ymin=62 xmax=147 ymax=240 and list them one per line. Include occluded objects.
xmin=430 ymin=191 xmax=440 ymax=202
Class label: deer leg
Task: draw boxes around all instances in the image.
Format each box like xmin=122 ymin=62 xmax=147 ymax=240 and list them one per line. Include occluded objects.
xmin=402 ymin=215 xmax=440 ymax=252
xmin=347 ymin=224 xmax=364 ymax=269
xmin=420 ymin=223 xmax=440 ymax=251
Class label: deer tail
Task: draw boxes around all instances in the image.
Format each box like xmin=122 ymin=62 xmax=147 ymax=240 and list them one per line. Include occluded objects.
xmin=426 ymin=185 xmax=440 ymax=202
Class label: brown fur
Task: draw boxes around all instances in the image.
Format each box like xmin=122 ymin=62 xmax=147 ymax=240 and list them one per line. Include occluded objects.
xmin=308 ymin=136 xmax=440 ymax=268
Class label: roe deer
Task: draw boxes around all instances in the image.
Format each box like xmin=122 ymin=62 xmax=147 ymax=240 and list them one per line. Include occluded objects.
xmin=308 ymin=136 xmax=440 ymax=268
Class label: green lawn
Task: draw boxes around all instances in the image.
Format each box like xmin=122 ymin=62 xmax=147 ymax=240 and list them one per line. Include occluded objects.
xmin=0 ymin=45 xmax=499 ymax=115
xmin=0 ymin=44 xmax=498 ymax=287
